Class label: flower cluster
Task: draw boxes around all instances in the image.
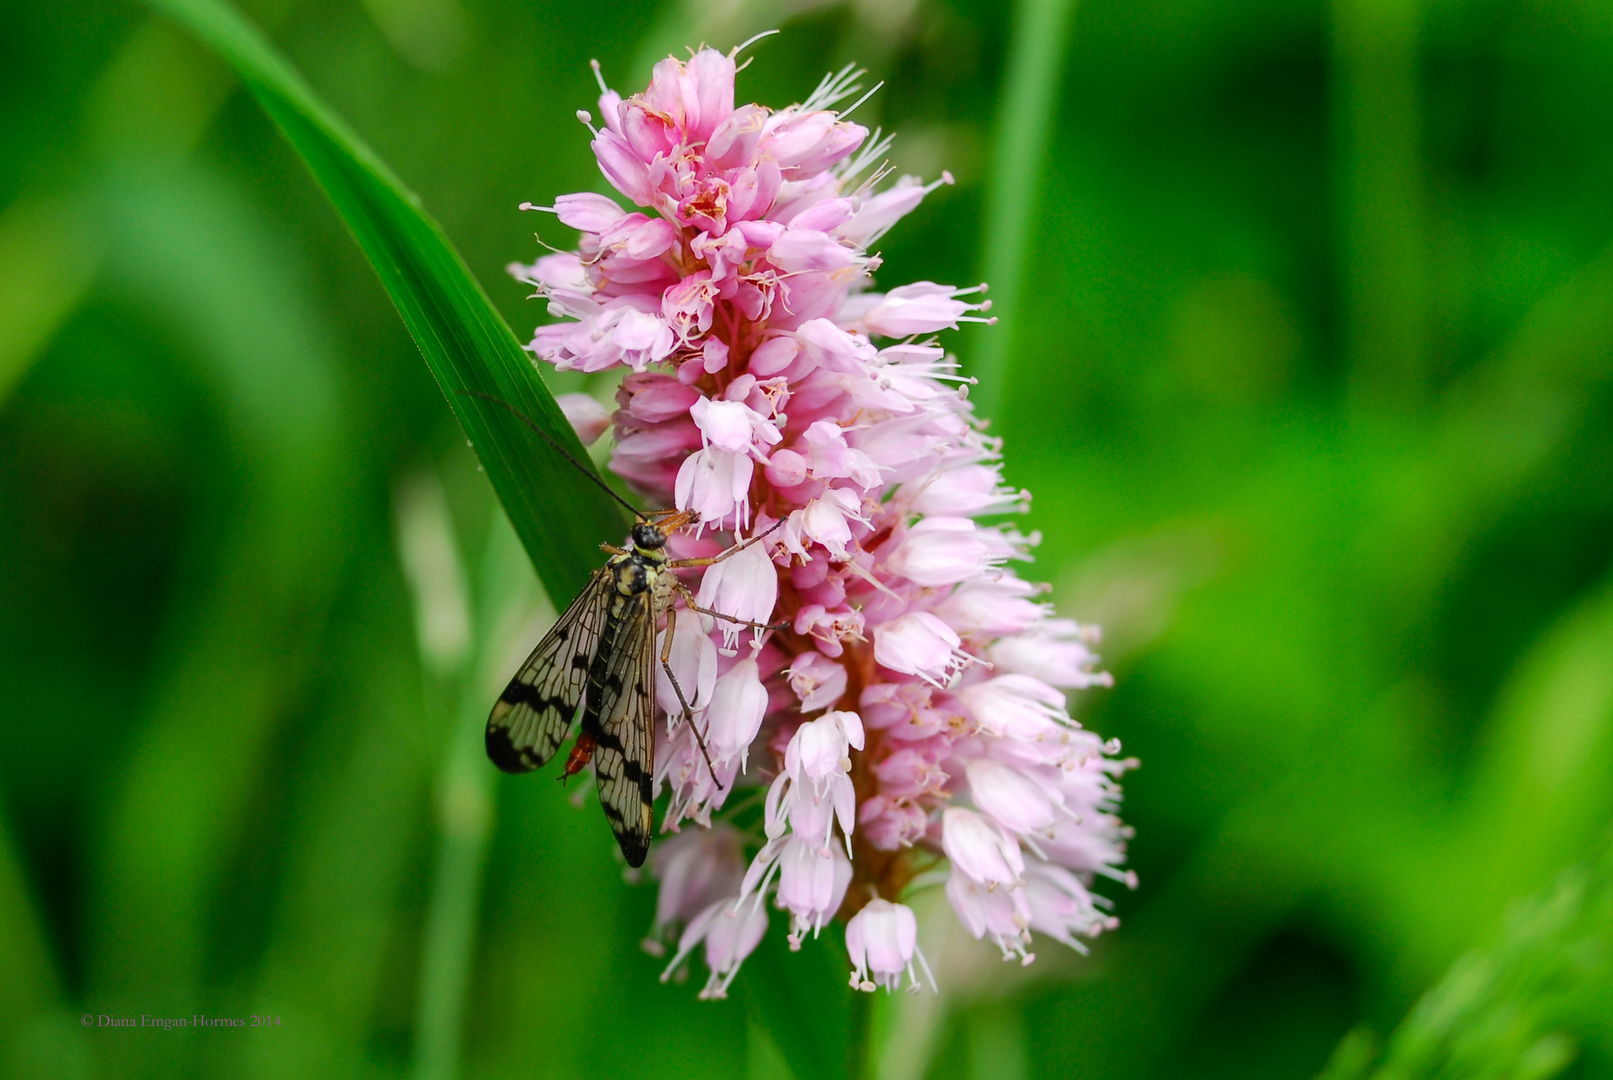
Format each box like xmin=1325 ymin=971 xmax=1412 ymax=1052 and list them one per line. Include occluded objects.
xmin=512 ymin=46 xmax=1136 ymax=1000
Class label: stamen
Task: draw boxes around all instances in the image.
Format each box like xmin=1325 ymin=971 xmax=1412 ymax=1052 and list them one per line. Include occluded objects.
xmin=842 ymin=557 xmax=903 ymax=602
xmin=801 ymin=62 xmax=864 ymax=112
xmin=839 ymin=80 xmax=885 ymax=121
xmin=914 ymin=945 xmax=939 ymax=994
xmin=839 ymin=128 xmax=895 ymax=186
xmin=731 ymin=28 xmax=779 ymax=59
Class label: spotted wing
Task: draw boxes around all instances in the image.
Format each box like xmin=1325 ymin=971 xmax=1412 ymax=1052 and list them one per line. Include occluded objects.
xmin=485 ymin=568 xmax=611 ymax=773
xmin=587 ymin=592 xmax=658 ymax=867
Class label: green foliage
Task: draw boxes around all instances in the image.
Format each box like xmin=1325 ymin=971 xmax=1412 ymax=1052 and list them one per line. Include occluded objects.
xmin=1320 ymin=835 xmax=1613 ymax=1080
xmin=147 ymin=0 xmax=624 ymax=603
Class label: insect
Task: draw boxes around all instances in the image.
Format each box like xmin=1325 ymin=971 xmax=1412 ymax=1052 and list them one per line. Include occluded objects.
xmin=464 ymin=391 xmax=777 ymax=868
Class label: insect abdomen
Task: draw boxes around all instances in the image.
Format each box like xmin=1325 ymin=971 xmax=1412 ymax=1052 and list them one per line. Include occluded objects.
xmin=562 ymin=731 xmax=597 ymax=778
xmin=580 ymin=605 xmax=635 ymax=738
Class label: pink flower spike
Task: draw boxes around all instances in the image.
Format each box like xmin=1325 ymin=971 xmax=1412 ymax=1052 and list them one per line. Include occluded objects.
xmin=602 ymin=306 xmax=678 ymax=371
xmin=945 ymin=868 xmax=1035 ymax=965
xmin=966 ymin=759 xmax=1057 ymax=834
xmin=695 ymin=541 xmax=778 ymax=654
xmin=1023 ymin=862 xmax=1115 ymax=953
xmin=679 ymin=48 xmax=737 ymax=142
xmin=707 ymin=103 xmax=769 ymax=169
xmin=885 ymin=516 xmax=1000 ymax=588
xmin=655 ymin=613 xmax=717 ymax=718
xmin=704 ymin=658 xmax=769 ymax=765
xmin=508 ymin=251 xmax=589 ymax=294
xmin=989 ymin=625 xmax=1113 ymax=690
xmin=957 ymin=674 xmax=1070 ymax=740
xmin=767 ymin=228 xmax=863 ymax=274
xmin=661 ymin=895 xmax=770 ymax=1000
xmin=515 ymin=47 xmax=1135 ymax=990
xmin=764 ymin=448 xmax=809 ymax=488
xmin=621 ymin=372 xmax=700 ymax=423
xmin=795 ymin=318 xmax=876 ymax=373
xmin=907 ymin=464 xmax=1027 ymax=518
xmin=836 ymin=172 xmax=953 ymax=248
xmin=761 ymin=110 xmax=866 ymax=176
xmin=675 ymin=447 xmax=754 ymax=528
xmin=691 ymin=396 xmax=781 ymax=454
xmin=873 ymin=612 xmax=974 ymax=687
xmin=591 ymin=132 xmax=654 ymax=206
xmin=791 ymin=196 xmax=857 ymax=233
xmin=552 ymin=191 xmax=628 ymax=232
xmin=785 ymin=710 xmax=865 ymax=789
xmin=748 ymin=336 xmax=800 ymax=377
xmin=645 ymin=825 xmax=746 ymax=955
xmin=858 ymin=282 xmax=991 ymax=338
xmin=554 ymin=393 xmax=611 ymax=446
xmin=776 ymin=840 xmax=852 ymax=947
xmin=787 ymin=651 xmax=849 ymax=713
xmin=789 ymin=488 xmax=866 ymax=559
xmin=800 ymin=420 xmax=883 ymax=489
xmin=941 ymin=807 xmax=1025 ymax=888
xmin=845 ymin=900 xmax=930 ymax=993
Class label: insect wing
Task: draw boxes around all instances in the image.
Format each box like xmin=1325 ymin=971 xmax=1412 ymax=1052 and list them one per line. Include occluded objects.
xmin=486 ymin=568 xmax=611 ymax=773
xmin=586 ymin=591 xmax=657 ymax=867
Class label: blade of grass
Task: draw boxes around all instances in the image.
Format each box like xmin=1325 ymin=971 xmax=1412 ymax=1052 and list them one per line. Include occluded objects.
xmin=0 ymin=196 xmax=100 ymax=403
xmin=0 ymin=8 xmax=299 ymax=410
xmin=739 ymin=927 xmax=853 ymax=1080
xmin=86 ymin=170 xmax=354 ymax=1069
xmin=1432 ymin=573 xmax=1613 ymax=960
xmin=409 ymin=499 xmax=545 ymax=1080
xmin=1317 ymin=832 xmax=1613 ymax=1080
xmin=243 ymin=563 xmax=433 ymax=1080
xmin=1332 ymin=0 xmax=1428 ymax=411
xmin=144 ymin=0 xmax=625 ymax=601
xmin=969 ymin=0 xmax=1079 ymax=421
xmin=1357 ymin=237 xmax=1613 ymax=627
xmin=0 ymin=792 xmax=77 ymax=1076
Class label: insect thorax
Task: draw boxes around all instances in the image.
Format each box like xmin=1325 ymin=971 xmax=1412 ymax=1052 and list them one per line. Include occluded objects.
xmin=611 ymin=545 xmax=666 ymax=597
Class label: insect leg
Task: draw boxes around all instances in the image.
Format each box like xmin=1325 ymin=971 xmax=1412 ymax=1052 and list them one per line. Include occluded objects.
xmin=600 ymin=543 xmax=628 ymax=556
xmin=670 ymin=579 xmax=789 ymax=633
xmin=659 ymin=605 xmax=726 ymax=792
xmin=666 ymin=516 xmax=787 ymax=569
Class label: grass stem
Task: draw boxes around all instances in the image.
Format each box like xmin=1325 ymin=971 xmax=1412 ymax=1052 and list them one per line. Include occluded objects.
xmin=969 ymin=0 xmax=1079 ymax=421
xmin=410 ymin=504 xmax=541 ymax=1080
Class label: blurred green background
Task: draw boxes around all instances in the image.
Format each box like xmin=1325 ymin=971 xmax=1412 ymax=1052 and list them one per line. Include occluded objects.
xmin=3 ymin=0 xmax=1613 ymax=1077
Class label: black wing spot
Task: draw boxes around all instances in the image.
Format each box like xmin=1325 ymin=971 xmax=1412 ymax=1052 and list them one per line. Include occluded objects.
xmin=499 ymin=681 xmax=544 ymax=708
xmin=486 ymin=725 xmax=536 ymax=773
xmin=619 ymin=833 xmax=649 ymax=868
xmin=571 ymin=654 xmax=590 ymax=672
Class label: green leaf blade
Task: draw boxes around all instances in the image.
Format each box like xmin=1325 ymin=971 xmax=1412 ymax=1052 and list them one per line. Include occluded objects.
xmin=145 ymin=0 xmax=626 ymax=601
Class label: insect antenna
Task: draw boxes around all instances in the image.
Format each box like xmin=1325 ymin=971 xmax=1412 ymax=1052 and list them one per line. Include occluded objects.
xmin=456 ymin=389 xmax=642 ymax=519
